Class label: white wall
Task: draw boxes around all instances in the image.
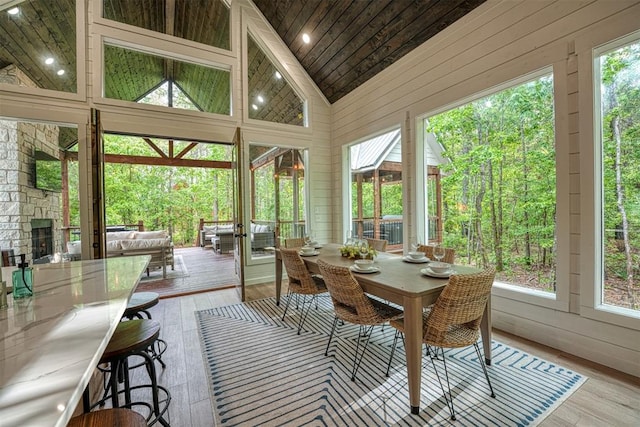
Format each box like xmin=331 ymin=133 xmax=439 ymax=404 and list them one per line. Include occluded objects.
xmin=331 ymin=0 xmax=640 ymax=377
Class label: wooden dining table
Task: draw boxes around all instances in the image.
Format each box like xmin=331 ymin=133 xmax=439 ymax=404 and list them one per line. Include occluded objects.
xmin=274 ymin=243 xmax=492 ymax=415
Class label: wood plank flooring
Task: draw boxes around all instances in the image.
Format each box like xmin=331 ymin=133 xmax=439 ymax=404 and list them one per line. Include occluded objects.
xmin=142 ymin=284 xmax=640 ymax=426
xmin=135 ymin=246 xmax=237 ymax=298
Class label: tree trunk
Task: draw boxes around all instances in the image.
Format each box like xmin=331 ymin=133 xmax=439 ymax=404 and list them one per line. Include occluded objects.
xmin=611 ymin=114 xmax=636 ymax=307
xmin=521 ymin=124 xmax=531 ymax=265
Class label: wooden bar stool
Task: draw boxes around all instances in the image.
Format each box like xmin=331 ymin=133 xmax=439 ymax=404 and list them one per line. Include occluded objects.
xmin=90 ymin=319 xmax=171 ymax=427
xmin=124 ymin=292 xmax=160 ymax=319
xmin=122 ymin=292 xmax=167 ymax=368
xmin=69 ymin=408 xmax=146 ymax=427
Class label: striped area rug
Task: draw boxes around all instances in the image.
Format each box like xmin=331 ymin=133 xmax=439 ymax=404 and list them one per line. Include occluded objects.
xmin=197 ymin=297 xmax=586 ymax=426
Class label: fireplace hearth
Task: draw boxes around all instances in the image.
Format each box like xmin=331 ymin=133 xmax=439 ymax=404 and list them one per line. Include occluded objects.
xmin=31 ymin=219 xmax=53 ymax=262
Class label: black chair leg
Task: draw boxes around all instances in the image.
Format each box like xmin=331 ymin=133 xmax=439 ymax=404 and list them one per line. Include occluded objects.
xmin=351 ymin=325 xmax=373 ymax=382
xmin=429 ymin=347 xmax=456 ymax=421
xmin=325 ymin=316 xmax=339 ymax=356
xmin=386 ymin=329 xmax=401 ymax=377
xmin=474 ymin=342 xmax=496 ymax=398
xmin=281 ymin=290 xmax=292 ymax=321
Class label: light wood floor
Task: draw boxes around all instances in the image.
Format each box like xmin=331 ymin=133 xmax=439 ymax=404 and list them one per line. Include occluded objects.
xmin=144 ymin=284 xmax=640 ymax=427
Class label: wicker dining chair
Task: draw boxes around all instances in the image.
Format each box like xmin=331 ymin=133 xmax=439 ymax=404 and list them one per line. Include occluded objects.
xmin=417 ymin=244 xmax=456 ymax=264
xmin=317 ymin=259 xmax=403 ymax=382
xmin=280 ymin=248 xmax=327 ymax=334
xmin=283 ymin=237 xmax=306 ymax=248
xmin=366 ymin=238 xmax=388 ymax=252
xmin=386 ymin=267 xmax=496 ymax=421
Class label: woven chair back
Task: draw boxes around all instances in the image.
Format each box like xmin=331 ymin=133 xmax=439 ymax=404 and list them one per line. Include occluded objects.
xmin=280 ymin=248 xmax=320 ymax=292
xmin=317 ymin=259 xmax=381 ymax=324
xmin=283 ymin=238 xmax=305 ymax=248
xmin=424 ymin=267 xmax=496 ymax=346
xmin=417 ymin=244 xmax=455 ymax=264
xmin=366 ymin=238 xmax=388 ymax=252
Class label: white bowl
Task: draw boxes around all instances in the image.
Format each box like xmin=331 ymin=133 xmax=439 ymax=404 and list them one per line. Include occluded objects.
xmin=300 ymin=246 xmax=315 ymax=254
xmin=354 ymin=259 xmax=374 ymax=270
xmin=429 ymin=261 xmax=450 ymax=274
xmin=408 ymin=251 xmax=424 ymax=260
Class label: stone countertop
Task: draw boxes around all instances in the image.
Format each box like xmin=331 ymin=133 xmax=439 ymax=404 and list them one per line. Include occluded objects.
xmin=0 ymin=255 xmax=150 ymax=427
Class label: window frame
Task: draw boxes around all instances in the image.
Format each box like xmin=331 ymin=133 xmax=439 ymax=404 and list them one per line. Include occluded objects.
xmin=417 ymin=66 xmax=570 ymax=312
xmin=580 ymin=30 xmax=640 ymax=329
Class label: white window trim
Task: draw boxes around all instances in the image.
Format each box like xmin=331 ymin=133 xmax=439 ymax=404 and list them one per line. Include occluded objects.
xmin=417 ymin=66 xmax=569 ymax=312
xmin=579 ymin=31 xmax=640 ymax=330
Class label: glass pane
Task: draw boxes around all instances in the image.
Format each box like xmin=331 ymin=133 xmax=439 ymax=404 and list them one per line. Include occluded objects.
xmin=247 ymin=34 xmax=305 ymax=126
xmin=249 ymin=145 xmax=307 ymax=257
xmin=0 ymin=119 xmax=79 ymax=264
xmin=426 ymin=73 xmax=556 ymax=294
xmin=349 ymin=129 xmax=403 ymax=246
xmin=598 ymin=40 xmax=640 ymax=312
xmin=0 ymin=0 xmax=77 ymax=93
xmin=103 ymin=44 xmax=231 ymax=115
xmin=103 ymin=0 xmax=230 ymax=50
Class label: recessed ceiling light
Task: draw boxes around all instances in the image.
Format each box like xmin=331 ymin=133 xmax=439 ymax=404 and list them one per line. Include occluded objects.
xmin=57 ymin=69 xmax=65 ymax=76
xmin=251 ymin=104 xmax=258 ymax=111
xmin=257 ymin=95 xmax=264 ymax=104
xmin=45 ymin=57 xmax=54 ymax=65
xmin=302 ymin=33 xmax=310 ymax=44
xmin=274 ymin=71 xmax=282 ymax=80
xmin=8 ymin=7 xmax=19 ymax=15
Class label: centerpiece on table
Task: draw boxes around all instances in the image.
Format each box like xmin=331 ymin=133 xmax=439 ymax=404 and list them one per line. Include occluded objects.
xmin=339 ymin=243 xmax=377 ymax=260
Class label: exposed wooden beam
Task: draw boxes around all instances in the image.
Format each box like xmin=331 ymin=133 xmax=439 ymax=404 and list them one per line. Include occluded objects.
xmin=104 ymin=153 xmax=232 ymax=169
xmin=144 ymin=137 xmax=168 ymax=158
xmin=175 ymin=142 xmax=198 ymax=159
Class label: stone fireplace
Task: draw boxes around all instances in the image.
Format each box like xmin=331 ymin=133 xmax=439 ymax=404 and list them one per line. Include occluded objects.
xmin=0 ymin=65 xmax=63 ymax=265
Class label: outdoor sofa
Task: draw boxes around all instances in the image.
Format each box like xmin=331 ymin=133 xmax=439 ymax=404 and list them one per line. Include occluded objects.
xmin=105 ymin=230 xmax=174 ymax=277
xmin=200 ymin=223 xmax=275 ymax=253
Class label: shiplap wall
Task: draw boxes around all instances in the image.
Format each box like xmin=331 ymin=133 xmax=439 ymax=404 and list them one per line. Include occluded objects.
xmin=331 ymin=0 xmax=640 ymax=377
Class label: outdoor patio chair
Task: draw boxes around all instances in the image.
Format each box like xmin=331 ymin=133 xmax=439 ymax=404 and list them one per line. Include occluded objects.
xmin=317 ymin=259 xmax=403 ymax=382
xmin=386 ymin=267 xmax=497 ymax=421
xmin=417 ymin=244 xmax=456 ymax=264
xmin=280 ymin=248 xmax=327 ymax=334
xmin=366 ymin=238 xmax=388 ymax=252
xmin=283 ymin=237 xmax=305 ymax=248
xmin=217 ymin=232 xmax=235 ymax=254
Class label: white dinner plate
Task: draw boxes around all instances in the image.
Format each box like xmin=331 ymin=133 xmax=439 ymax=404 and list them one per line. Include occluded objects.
xmin=349 ymin=265 xmax=380 ymax=274
xmin=314 ymin=244 xmax=323 ymax=249
xmin=420 ymin=267 xmax=452 ymax=278
xmin=299 ymin=251 xmax=320 ymax=257
xmin=402 ymin=256 xmax=430 ymax=264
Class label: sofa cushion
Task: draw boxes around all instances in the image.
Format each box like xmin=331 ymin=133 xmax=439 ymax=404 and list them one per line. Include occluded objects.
xmin=203 ymin=225 xmax=217 ymax=233
xmin=106 ymin=231 xmax=135 ymax=241
xmin=106 ymin=240 xmax=123 ymax=251
xmin=120 ymin=238 xmax=169 ymax=250
xmin=217 ymin=224 xmax=234 ymax=233
xmin=134 ymin=230 xmax=168 ymax=239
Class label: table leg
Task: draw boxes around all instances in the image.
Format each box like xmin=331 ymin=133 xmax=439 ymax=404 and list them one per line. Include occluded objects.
xmin=480 ymin=295 xmax=492 ymax=365
xmin=275 ymin=253 xmax=283 ymax=306
xmin=403 ymin=296 xmax=423 ymax=414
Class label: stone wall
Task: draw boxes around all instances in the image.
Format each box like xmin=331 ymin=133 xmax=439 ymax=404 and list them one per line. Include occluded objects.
xmin=0 ymin=65 xmax=62 ymax=264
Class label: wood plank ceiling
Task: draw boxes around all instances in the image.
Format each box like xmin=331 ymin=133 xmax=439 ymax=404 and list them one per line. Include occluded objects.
xmin=0 ymin=0 xmax=486 ymax=139
xmin=253 ymin=0 xmax=487 ymax=104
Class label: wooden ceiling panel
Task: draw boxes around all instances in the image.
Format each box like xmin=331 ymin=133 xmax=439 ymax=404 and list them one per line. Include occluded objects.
xmin=253 ymin=0 xmax=486 ymax=103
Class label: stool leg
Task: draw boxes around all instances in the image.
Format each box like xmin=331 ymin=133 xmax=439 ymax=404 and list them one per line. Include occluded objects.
xmin=139 ymin=350 xmax=170 ymax=427
xmin=109 ymin=360 xmax=120 ymax=408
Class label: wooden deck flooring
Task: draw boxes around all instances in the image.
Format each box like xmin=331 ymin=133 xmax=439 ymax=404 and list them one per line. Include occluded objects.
xmin=135 ymin=246 xmax=238 ymax=298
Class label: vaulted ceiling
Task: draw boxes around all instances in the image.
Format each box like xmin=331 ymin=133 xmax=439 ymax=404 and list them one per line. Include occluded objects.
xmin=0 ymin=0 xmax=486 ymax=137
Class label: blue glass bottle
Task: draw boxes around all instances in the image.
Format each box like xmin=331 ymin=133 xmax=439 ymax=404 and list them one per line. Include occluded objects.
xmin=12 ymin=254 xmax=33 ymax=299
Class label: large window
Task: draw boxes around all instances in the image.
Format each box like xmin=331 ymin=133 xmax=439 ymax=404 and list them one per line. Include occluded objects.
xmin=349 ymin=129 xmax=404 ymax=248
xmin=103 ymin=43 xmax=231 ymax=115
xmin=596 ymin=37 xmax=640 ymax=313
xmin=0 ymin=0 xmax=77 ymax=93
xmin=425 ymin=72 xmax=557 ymax=294
xmin=247 ymin=34 xmax=306 ymax=126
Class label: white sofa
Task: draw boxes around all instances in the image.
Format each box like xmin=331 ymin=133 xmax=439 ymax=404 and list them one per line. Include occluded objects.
xmin=106 ymin=230 xmax=174 ymax=277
